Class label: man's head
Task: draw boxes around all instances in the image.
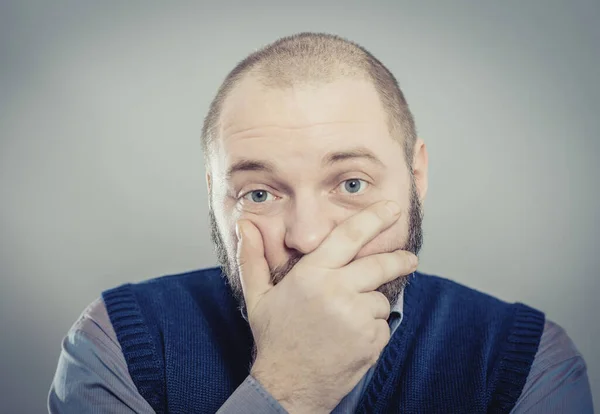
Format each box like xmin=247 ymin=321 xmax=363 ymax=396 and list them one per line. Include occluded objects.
xmin=203 ymin=33 xmax=428 ymax=312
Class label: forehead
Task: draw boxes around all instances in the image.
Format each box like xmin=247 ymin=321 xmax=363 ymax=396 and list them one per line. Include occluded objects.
xmin=209 ymin=76 xmax=400 ymax=176
xmin=219 ymin=76 xmax=390 ymax=141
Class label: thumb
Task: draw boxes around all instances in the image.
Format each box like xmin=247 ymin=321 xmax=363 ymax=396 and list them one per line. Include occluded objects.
xmin=236 ymin=219 xmax=272 ymax=312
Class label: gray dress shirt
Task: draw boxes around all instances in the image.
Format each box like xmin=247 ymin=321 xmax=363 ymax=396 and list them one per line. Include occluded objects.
xmin=48 ymin=291 xmax=594 ymax=413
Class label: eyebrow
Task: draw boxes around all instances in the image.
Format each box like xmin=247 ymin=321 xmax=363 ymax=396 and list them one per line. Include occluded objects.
xmin=226 ymin=159 xmax=277 ymax=180
xmin=226 ymin=147 xmax=384 ymax=180
xmin=322 ymin=147 xmax=385 ymax=168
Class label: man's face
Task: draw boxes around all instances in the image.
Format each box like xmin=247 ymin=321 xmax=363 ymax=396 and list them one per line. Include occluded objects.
xmin=207 ymin=76 xmax=424 ymax=311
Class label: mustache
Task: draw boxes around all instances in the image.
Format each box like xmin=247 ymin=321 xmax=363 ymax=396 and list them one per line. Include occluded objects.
xmin=270 ymin=251 xmax=303 ymax=285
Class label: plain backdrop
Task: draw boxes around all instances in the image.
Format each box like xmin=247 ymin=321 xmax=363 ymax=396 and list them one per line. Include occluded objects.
xmin=1 ymin=1 xmax=598 ymax=412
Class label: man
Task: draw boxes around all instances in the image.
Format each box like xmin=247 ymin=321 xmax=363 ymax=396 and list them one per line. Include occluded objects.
xmin=49 ymin=33 xmax=593 ymax=413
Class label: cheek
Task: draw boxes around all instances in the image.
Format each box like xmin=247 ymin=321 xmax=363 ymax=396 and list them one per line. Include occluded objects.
xmin=219 ymin=217 xmax=239 ymax=259
xmin=212 ymin=197 xmax=243 ymax=258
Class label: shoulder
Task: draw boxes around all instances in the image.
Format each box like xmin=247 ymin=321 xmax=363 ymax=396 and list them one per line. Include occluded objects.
xmin=70 ymin=297 xmax=121 ymax=351
xmin=103 ymin=266 xmax=225 ymax=297
xmin=101 ymin=267 xmax=229 ymax=320
xmin=410 ymin=271 xmax=537 ymax=314
xmin=529 ymin=320 xmax=586 ymax=379
xmin=49 ymin=298 xmax=154 ymax=413
xmin=405 ymin=272 xmax=546 ymax=356
xmin=55 ymin=296 xmax=126 ymax=369
xmin=101 ymin=266 xmax=234 ymax=319
xmin=512 ymin=319 xmax=593 ymax=412
xmin=411 ymin=271 xmax=546 ymax=351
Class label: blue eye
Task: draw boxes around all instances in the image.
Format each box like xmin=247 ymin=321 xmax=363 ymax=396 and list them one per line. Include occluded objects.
xmin=243 ymin=190 xmax=273 ymax=203
xmin=341 ymin=179 xmax=368 ymax=194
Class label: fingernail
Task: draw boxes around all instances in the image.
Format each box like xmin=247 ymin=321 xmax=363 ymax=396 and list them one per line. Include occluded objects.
xmin=411 ymin=254 xmax=419 ymax=267
xmin=385 ymin=201 xmax=401 ymax=216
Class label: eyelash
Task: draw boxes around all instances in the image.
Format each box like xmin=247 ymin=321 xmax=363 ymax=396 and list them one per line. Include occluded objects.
xmin=239 ymin=178 xmax=370 ymax=203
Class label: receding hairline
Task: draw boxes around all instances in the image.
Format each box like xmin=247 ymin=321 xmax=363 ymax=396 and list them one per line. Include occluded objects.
xmin=201 ymin=32 xmax=417 ymax=168
xmin=219 ymin=73 xmax=390 ymax=135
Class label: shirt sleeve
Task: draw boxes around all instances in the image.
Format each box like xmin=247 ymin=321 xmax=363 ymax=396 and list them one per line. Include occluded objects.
xmin=48 ymin=298 xmax=288 ymax=414
xmin=217 ymin=376 xmax=288 ymax=414
xmin=48 ymin=298 xmax=156 ymax=414
xmin=510 ymin=319 xmax=594 ymax=413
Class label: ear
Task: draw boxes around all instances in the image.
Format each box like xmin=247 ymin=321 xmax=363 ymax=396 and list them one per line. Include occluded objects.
xmin=412 ymin=138 xmax=429 ymax=202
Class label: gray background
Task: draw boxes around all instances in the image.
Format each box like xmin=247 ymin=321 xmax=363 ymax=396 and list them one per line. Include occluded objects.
xmin=1 ymin=1 xmax=598 ymax=412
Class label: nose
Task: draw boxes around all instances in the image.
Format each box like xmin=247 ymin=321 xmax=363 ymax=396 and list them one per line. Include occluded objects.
xmin=284 ymin=197 xmax=336 ymax=255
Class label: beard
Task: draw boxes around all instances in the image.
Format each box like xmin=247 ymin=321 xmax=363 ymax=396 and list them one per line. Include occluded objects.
xmin=209 ymin=178 xmax=423 ymax=315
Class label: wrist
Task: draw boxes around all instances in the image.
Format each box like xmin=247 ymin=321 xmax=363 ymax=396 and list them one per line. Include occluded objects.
xmin=251 ymin=366 xmax=331 ymax=414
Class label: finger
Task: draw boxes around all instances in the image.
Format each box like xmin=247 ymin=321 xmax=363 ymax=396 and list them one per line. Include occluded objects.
xmin=304 ymin=200 xmax=402 ymax=268
xmin=345 ymin=250 xmax=417 ymax=292
xmin=366 ymin=319 xmax=392 ymax=366
xmin=359 ymin=291 xmax=391 ymax=320
xmin=236 ymin=219 xmax=272 ymax=312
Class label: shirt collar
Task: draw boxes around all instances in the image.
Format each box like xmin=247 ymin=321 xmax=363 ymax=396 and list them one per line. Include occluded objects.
xmin=390 ymin=287 xmax=404 ymax=319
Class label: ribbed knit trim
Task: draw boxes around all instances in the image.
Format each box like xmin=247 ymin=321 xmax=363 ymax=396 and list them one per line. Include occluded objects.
xmin=355 ymin=273 xmax=420 ymax=413
xmin=102 ymin=285 xmax=166 ymax=414
xmin=488 ymin=303 xmax=545 ymax=413
xmin=355 ymin=274 xmax=545 ymax=413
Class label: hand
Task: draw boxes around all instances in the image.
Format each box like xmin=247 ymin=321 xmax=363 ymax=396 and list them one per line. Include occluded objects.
xmin=236 ymin=200 xmax=418 ymax=414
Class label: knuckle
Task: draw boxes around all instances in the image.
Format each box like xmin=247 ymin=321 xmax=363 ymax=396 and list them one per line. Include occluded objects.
xmin=341 ymin=222 xmax=364 ymax=243
xmin=362 ymin=322 xmax=390 ymax=366
xmin=376 ymin=323 xmax=391 ymax=348
xmin=372 ymin=206 xmax=390 ymax=225
xmin=367 ymin=324 xmax=380 ymax=345
xmin=369 ymin=351 xmax=380 ymax=366
xmin=411 ymin=254 xmax=419 ymax=270
xmin=372 ymin=201 xmax=392 ymax=218
xmin=404 ymin=251 xmax=417 ymax=268
xmin=376 ymin=292 xmax=391 ymax=315
xmin=370 ymin=333 xmax=387 ymax=363
xmin=396 ymin=250 xmax=415 ymax=271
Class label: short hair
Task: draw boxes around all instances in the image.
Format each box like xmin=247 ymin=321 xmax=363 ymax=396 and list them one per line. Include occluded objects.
xmin=201 ymin=32 xmax=417 ymax=168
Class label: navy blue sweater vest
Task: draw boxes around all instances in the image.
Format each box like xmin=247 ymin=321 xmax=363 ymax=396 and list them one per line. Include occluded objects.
xmin=102 ymin=268 xmax=545 ymax=414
